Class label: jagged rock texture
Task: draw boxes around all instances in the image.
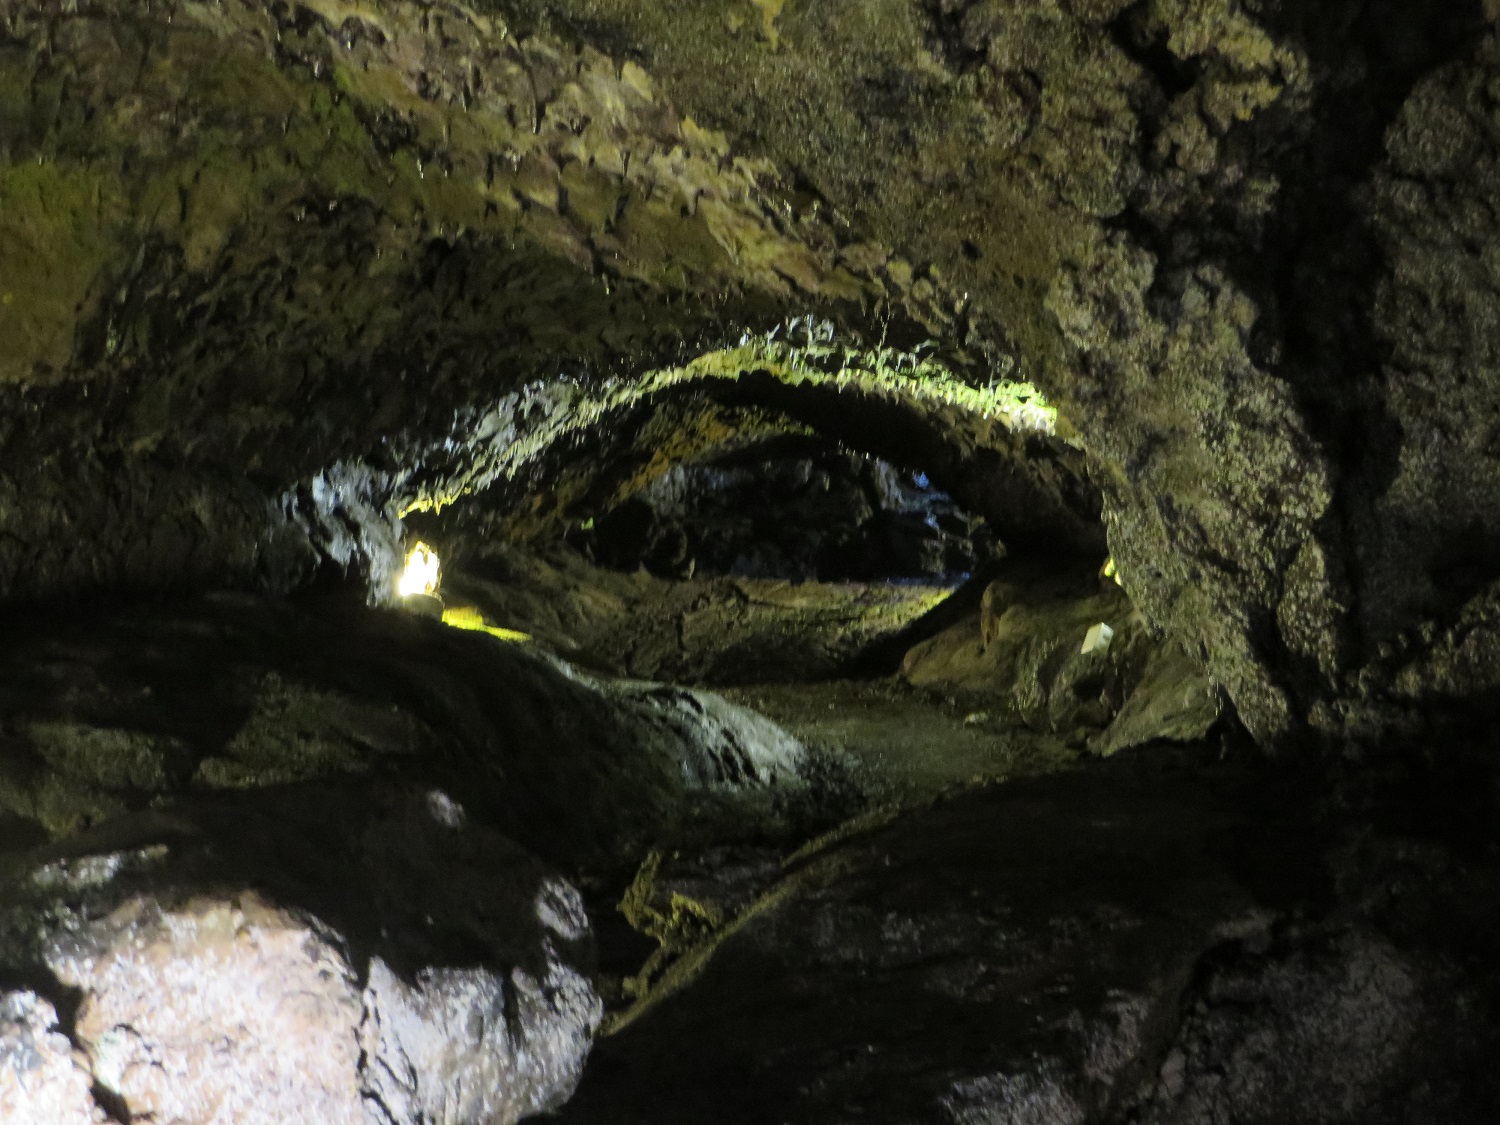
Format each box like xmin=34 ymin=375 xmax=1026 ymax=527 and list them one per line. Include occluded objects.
xmin=0 ymin=786 xmax=603 ymax=1124
xmin=1 ymin=0 xmax=1499 ymax=745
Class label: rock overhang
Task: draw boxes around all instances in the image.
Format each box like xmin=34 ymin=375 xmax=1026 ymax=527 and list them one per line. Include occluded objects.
xmin=1 ymin=0 xmax=1499 ymax=750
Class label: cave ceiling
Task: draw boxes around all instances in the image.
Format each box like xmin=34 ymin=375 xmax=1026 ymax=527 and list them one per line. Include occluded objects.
xmin=1 ymin=0 xmax=1499 ymax=747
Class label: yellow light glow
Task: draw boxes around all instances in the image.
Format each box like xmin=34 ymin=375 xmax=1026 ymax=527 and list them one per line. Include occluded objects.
xmin=441 ymin=605 xmax=532 ymax=643
xmin=398 ymin=541 xmax=441 ymax=598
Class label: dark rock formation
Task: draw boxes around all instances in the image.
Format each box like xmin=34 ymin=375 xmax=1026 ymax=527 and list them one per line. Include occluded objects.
xmin=571 ymin=443 xmax=998 ymax=583
xmin=438 ymin=378 xmax=1106 ymax=565
xmin=439 ymin=540 xmax=960 ymax=685
xmin=0 ymin=593 xmax=836 ymax=870
xmin=4 ymin=0 xmax=1500 ymax=1117
xmin=555 ymin=747 xmax=1499 ymax=1125
xmin=900 ymin=560 xmax=1221 ymax=752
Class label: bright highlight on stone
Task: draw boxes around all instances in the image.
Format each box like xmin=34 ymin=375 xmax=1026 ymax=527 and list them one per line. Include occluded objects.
xmin=399 ymin=541 xmax=441 ymax=598
xmin=1081 ymin=622 xmax=1115 ymax=656
xmin=441 ymin=605 xmax=532 ymax=643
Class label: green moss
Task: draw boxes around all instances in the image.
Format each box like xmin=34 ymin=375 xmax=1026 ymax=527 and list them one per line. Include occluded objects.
xmin=0 ymin=160 xmax=121 ymax=380
xmin=482 ymin=0 xmax=1147 ymax=381
xmin=1 ymin=0 xmax=916 ymax=398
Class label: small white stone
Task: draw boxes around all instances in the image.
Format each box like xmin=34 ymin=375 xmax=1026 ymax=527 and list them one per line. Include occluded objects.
xmin=1081 ymin=622 xmax=1115 ymax=656
xmin=426 ymin=789 xmax=466 ymax=830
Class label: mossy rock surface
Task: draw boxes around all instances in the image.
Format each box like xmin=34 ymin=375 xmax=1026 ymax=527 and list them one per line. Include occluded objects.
xmin=1 ymin=0 xmax=1498 ymax=744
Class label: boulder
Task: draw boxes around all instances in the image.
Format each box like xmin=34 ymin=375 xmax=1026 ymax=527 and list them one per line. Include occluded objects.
xmin=0 ymin=593 xmax=832 ymax=871
xmin=1096 ymin=641 xmax=1223 ymax=757
xmin=554 ymin=749 xmax=1480 ymax=1124
xmin=0 ymin=783 xmax=602 ymax=1125
xmin=904 ymin=564 xmax=1221 ymax=751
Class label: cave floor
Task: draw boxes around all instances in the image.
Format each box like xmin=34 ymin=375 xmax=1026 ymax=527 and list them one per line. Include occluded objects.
xmin=722 ymin=678 xmax=1078 ymax=804
xmin=443 ymin=543 xmax=1087 ymax=804
xmin=563 ymin=733 xmax=1500 ymax=1125
xmin=2 ymin=584 xmax=1497 ymax=1123
xmin=442 ymin=542 xmax=959 ymax=686
xmin=564 ymin=741 xmax=1277 ymax=1125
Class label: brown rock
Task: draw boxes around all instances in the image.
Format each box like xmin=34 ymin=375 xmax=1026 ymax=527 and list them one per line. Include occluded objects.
xmin=0 ymin=992 xmax=102 ymax=1125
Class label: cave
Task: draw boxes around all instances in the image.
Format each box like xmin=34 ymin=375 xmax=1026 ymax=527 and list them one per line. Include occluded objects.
xmin=3 ymin=0 xmax=1500 ymax=1122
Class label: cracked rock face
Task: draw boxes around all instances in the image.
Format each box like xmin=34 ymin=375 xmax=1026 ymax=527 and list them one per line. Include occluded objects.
xmin=1 ymin=0 xmax=1499 ymax=760
xmin=0 ymin=785 xmax=603 ymax=1125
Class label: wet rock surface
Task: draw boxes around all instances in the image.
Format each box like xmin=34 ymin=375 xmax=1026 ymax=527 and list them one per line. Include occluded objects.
xmin=0 ymin=783 xmax=602 ymax=1124
xmin=724 ymin=676 xmax=1079 ymax=806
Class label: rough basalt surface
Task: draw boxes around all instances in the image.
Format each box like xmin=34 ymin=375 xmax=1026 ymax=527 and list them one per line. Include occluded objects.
xmin=6 ymin=3 xmax=1500 ymax=1114
xmin=0 ymin=784 xmax=603 ymax=1125
xmin=0 ymin=592 xmax=837 ymax=870
xmin=1 ymin=0 xmax=1498 ymax=742
xmin=423 ymin=381 xmax=1106 ymax=565
xmin=899 ymin=563 xmax=1222 ymax=753
xmin=0 ymin=0 xmax=915 ymax=600
xmin=554 ymin=746 xmax=1500 ymax=1125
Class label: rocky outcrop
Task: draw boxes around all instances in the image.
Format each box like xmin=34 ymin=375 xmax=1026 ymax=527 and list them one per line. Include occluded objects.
xmin=0 ymin=993 xmax=98 ymax=1124
xmin=0 ymin=784 xmax=601 ymax=1124
xmin=900 ymin=561 xmax=1221 ymax=752
xmin=1097 ymin=639 xmax=1222 ymax=756
xmin=432 ymin=541 xmax=958 ymax=685
xmin=554 ymin=746 xmax=1499 ymax=1124
xmin=473 ymin=0 xmax=1500 ymax=746
xmin=0 ymin=592 xmax=836 ymax=870
xmin=0 ymin=0 xmax=920 ymax=601
xmin=2 ymin=0 xmax=1500 ymax=747
xmin=574 ymin=444 xmax=1000 ymax=583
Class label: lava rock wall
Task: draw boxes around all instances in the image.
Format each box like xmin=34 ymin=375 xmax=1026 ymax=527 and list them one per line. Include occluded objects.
xmin=2 ymin=0 xmax=1500 ymax=746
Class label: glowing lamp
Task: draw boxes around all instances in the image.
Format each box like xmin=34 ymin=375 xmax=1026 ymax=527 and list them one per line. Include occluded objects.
xmin=398 ymin=541 xmax=444 ymax=618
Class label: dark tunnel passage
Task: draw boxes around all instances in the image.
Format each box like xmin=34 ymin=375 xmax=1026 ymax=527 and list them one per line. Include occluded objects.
xmin=392 ymin=377 xmax=1199 ymax=741
xmin=4 ymin=0 xmax=1500 ymax=1121
xmin=573 ymin=440 xmax=997 ymax=585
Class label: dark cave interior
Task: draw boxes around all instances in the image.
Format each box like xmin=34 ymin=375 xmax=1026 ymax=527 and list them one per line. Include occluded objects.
xmin=3 ymin=0 xmax=1500 ymax=1122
